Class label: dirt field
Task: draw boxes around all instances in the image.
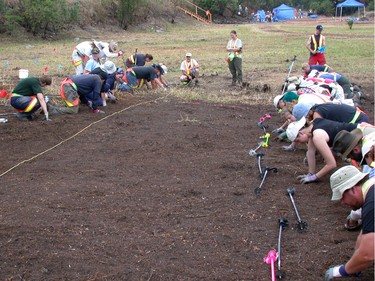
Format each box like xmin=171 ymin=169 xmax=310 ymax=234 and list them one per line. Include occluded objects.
xmin=0 ymin=66 xmax=374 ymax=281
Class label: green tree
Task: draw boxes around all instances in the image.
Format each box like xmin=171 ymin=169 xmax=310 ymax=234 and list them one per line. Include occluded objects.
xmin=18 ymin=0 xmax=79 ymax=37
xmin=116 ymin=0 xmax=147 ymax=29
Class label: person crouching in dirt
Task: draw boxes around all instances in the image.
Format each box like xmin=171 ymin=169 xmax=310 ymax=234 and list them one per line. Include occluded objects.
xmin=48 ymin=73 xmax=107 ymax=115
xmin=301 ymin=62 xmax=333 ymax=77
xmin=125 ymin=53 xmax=154 ymax=68
xmin=90 ymin=61 xmax=117 ymax=107
xmin=130 ymin=65 xmax=166 ymax=90
xmin=180 ymin=52 xmax=200 ymax=85
xmin=10 ymin=76 xmax=52 ymax=121
xmin=331 ymin=128 xmax=375 ymax=232
xmin=226 ymin=30 xmax=243 ymax=87
xmin=325 ymin=165 xmax=374 ymax=281
xmin=286 ymin=116 xmax=360 ymax=184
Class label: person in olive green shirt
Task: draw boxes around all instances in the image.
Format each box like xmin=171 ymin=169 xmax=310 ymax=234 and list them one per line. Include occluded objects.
xmin=10 ymin=76 xmax=52 ymax=121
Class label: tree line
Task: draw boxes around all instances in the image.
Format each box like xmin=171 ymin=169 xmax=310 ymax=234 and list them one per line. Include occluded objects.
xmin=0 ymin=0 xmax=372 ymax=37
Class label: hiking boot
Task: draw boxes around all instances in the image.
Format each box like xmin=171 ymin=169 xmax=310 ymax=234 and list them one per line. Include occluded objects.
xmin=16 ymin=112 xmax=33 ymax=121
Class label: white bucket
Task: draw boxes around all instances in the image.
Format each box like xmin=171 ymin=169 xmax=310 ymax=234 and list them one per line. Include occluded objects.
xmin=19 ymin=69 xmax=29 ymax=79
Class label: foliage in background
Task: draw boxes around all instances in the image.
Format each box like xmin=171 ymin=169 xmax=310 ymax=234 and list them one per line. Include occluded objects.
xmin=0 ymin=0 xmax=373 ymax=36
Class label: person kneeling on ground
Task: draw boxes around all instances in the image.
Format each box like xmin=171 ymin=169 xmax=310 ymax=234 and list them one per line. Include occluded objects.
xmin=325 ymin=166 xmax=374 ymax=280
xmin=48 ymin=73 xmax=107 ymax=115
xmin=286 ymin=116 xmax=360 ymax=183
xmin=332 ymin=128 xmax=375 ymax=231
xmin=180 ymin=52 xmax=200 ymax=85
xmin=10 ymin=76 xmax=52 ymax=121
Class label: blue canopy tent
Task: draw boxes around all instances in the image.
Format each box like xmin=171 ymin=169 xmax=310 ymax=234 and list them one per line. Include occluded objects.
xmin=272 ymin=4 xmax=296 ymax=21
xmin=255 ymin=10 xmax=266 ymax=22
xmin=335 ymin=0 xmax=365 ymax=20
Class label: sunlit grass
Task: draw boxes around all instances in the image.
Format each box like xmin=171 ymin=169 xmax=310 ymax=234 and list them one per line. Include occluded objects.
xmin=0 ymin=19 xmax=373 ymax=104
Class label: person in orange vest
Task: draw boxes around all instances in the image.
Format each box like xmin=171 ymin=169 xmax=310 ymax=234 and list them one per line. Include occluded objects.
xmin=180 ymin=53 xmax=200 ymax=85
xmin=10 ymin=76 xmax=51 ymax=121
xmin=306 ymin=25 xmax=326 ymax=65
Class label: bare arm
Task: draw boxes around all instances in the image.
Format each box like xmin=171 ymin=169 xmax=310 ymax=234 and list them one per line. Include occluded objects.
xmin=345 ymin=232 xmax=374 ymax=274
xmin=36 ymin=93 xmax=48 ymax=115
xmin=306 ymin=138 xmax=317 ymax=174
xmin=312 ymin=129 xmax=336 ymax=178
xmin=306 ymin=36 xmax=316 ymax=54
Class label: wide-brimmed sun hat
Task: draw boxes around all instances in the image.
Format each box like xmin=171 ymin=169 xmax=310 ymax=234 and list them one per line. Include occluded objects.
xmin=360 ymin=132 xmax=375 ymax=165
xmin=330 ymin=165 xmax=368 ymax=200
xmin=100 ymin=61 xmax=116 ymax=74
xmin=332 ymin=129 xmax=363 ymax=159
xmin=273 ymin=94 xmax=284 ymax=109
xmin=286 ymin=116 xmax=306 ymax=141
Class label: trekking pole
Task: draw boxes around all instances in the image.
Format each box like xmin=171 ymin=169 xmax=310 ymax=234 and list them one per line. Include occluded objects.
xmin=287 ymin=188 xmax=307 ymax=232
xmin=254 ymin=166 xmax=278 ymax=195
xmin=264 ymin=249 xmax=278 ymax=281
xmin=256 ymin=153 xmax=264 ymax=179
xmin=281 ymin=55 xmax=297 ymax=96
xmin=276 ymin=217 xmax=288 ymax=279
xmin=248 ymin=142 xmax=263 ymax=156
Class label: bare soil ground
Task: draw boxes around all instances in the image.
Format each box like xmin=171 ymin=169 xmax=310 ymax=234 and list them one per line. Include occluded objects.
xmin=0 ymin=69 xmax=374 ymax=281
xmin=0 ymin=12 xmax=374 ymax=281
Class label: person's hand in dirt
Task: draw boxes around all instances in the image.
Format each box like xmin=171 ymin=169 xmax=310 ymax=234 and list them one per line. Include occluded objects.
xmin=282 ymin=143 xmax=295 ymax=152
xmin=325 ymin=265 xmax=361 ymax=281
xmin=296 ymin=173 xmax=318 ymax=184
xmin=272 ymin=127 xmax=284 ymax=134
xmin=43 ymin=112 xmax=52 ymax=122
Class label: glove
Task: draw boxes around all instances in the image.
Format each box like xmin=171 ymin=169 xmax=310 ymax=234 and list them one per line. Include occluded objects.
xmin=93 ymin=109 xmax=105 ymax=114
xmin=296 ymin=173 xmax=318 ymax=184
xmin=43 ymin=112 xmax=52 ymax=121
xmin=272 ymin=127 xmax=284 ymax=134
xmin=282 ymin=144 xmax=295 ymax=151
xmin=325 ymin=265 xmax=360 ymax=281
xmin=118 ymin=50 xmax=124 ymax=56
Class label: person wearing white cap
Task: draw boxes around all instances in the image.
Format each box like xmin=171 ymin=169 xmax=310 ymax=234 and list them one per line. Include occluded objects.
xmin=286 ymin=116 xmax=358 ymax=183
xmin=325 ymin=166 xmax=374 ymax=280
xmin=89 ymin=61 xmax=117 ymax=106
xmin=180 ymin=52 xmax=200 ymax=84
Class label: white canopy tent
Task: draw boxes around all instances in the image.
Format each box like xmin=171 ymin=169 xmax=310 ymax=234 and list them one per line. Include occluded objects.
xmin=335 ymin=0 xmax=365 ymax=21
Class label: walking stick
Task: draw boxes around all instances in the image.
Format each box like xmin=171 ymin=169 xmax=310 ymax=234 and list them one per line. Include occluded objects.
xmin=281 ymin=55 xmax=297 ymax=96
xmin=264 ymin=249 xmax=278 ymax=281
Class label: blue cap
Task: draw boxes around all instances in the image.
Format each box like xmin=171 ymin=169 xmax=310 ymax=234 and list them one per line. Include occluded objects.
xmin=292 ymin=103 xmax=314 ymax=121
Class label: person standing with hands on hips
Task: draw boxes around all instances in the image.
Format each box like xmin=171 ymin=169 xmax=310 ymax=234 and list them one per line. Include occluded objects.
xmin=306 ymin=25 xmax=326 ymax=65
xmin=226 ymin=30 xmax=243 ymax=87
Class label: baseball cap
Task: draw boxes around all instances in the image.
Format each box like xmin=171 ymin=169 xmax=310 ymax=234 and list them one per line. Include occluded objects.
xmin=152 ymin=64 xmax=164 ymax=75
xmin=273 ymin=94 xmax=284 ymax=109
xmin=360 ymin=132 xmax=375 ymax=165
xmin=330 ymin=165 xmax=368 ymax=200
xmin=332 ymin=129 xmax=363 ymax=159
xmin=160 ymin=64 xmax=168 ymax=74
xmin=286 ymin=116 xmax=306 ymax=141
xmin=292 ymin=103 xmax=313 ymax=121
xmin=186 ymin=52 xmax=192 ymax=57
xmin=316 ymin=25 xmax=323 ymax=31
xmin=91 ymin=48 xmax=100 ymax=54
xmin=100 ymin=61 xmax=116 ymax=74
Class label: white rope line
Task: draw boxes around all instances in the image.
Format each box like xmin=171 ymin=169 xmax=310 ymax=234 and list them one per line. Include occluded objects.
xmin=0 ymin=96 xmax=165 ymax=178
